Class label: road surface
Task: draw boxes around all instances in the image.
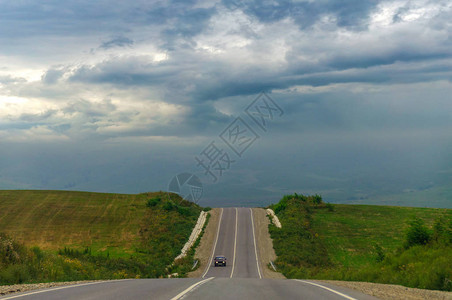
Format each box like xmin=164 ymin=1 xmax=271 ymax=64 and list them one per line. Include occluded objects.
xmin=0 ymin=278 xmax=378 ymax=300
xmin=0 ymin=207 xmax=378 ymax=300
xmin=202 ymin=207 xmax=261 ymax=279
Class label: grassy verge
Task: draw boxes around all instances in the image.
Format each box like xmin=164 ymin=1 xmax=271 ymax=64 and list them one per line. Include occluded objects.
xmin=269 ymin=194 xmax=452 ymax=291
xmin=0 ymin=190 xmax=202 ymax=284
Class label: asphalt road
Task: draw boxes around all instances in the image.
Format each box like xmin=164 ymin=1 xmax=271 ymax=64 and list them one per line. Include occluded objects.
xmin=0 ymin=207 xmax=379 ymax=300
xmin=202 ymin=207 xmax=261 ymax=279
xmin=0 ymin=278 xmax=378 ymax=300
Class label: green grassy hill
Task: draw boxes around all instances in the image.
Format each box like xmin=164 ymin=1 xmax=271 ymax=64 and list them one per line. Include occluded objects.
xmin=312 ymin=204 xmax=450 ymax=268
xmin=0 ymin=190 xmax=203 ymax=284
xmin=0 ymin=190 xmax=147 ymax=256
xmin=268 ymin=194 xmax=452 ymax=291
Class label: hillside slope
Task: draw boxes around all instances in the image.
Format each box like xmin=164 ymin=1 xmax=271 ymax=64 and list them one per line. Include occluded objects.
xmin=0 ymin=190 xmax=202 ymax=284
xmin=268 ymin=194 xmax=452 ymax=291
xmin=0 ymin=190 xmax=146 ymax=255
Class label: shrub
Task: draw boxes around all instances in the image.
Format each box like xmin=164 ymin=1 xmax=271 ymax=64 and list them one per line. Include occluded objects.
xmin=374 ymin=244 xmax=385 ymax=262
xmin=177 ymin=206 xmax=191 ymax=216
xmin=0 ymin=264 xmax=30 ymax=284
xmin=163 ymin=201 xmax=175 ymax=211
xmin=0 ymin=233 xmax=27 ymax=266
xmin=326 ymin=203 xmax=334 ymax=212
xmin=146 ymin=197 xmax=161 ymax=207
xmin=432 ymin=217 xmax=452 ymax=245
xmin=31 ymin=246 xmax=44 ymax=262
xmin=272 ymin=196 xmax=289 ymax=214
xmin=405 ymin=218 xmax=431 ymax=248
xmin=312 ymin=194 xmax=323 ymax=205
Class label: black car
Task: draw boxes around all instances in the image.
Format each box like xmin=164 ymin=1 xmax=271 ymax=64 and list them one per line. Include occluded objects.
xmin=214 ymin=255 xmax=227 ymax=267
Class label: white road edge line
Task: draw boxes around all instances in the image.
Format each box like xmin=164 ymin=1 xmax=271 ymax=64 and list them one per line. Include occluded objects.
xmin=202 ymin=208 xmax=223 ymax=278
xmin=230 ymin=207 xmax=238 ymax=278
xmin=1 ymin=280 xmax=131 ymax=299
xmin=250 ymin=208 xmax=262 ymax=279
xmin=294 ymin=280 xmax=357 ymax=300
xmin=170 ymin=277 xmax=214 ymax=300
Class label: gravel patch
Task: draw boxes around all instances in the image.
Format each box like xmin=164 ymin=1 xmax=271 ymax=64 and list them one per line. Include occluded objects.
xmin=321 ymin=280 xmax=452 ymax=300
xmin=187 ymin=208 xmax=220 ymax=278
xmin=0 ymin=280 xmax=104 ymax=296
xmin=252 ymin=208 xmax=286 ymax=279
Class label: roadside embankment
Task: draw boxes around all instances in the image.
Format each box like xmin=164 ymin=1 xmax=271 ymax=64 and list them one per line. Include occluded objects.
xmin=321 ymin=280 xmax=452 ymax=300
xmin=253 ymin=208 xmax=286 ymax=279
xmin=0 ymin=281 xmax=104 ymax=297
xmin=187 ymin=208 xmax=221 ymax=278
xmin=175 ymin=211 xmax=208 ymax=260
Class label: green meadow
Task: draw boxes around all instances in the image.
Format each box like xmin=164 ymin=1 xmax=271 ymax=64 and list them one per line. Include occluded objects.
xmin=0 ymin=190 xmax=203 ymax=284
xmin=313 ymin=204 xmax=451 ymax=268
xmin=269 ymin=194 xmax=452 ymax=291
xmin=0 ymin=190 xmax=146 ymax=257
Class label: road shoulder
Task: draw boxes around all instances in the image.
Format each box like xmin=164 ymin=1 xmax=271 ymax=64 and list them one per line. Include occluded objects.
xmin=319 ymin=280 xmax=452 ymax=300
xmin=252 ymin=208 xmax=286 ymax=279
xmin=0 ymin=281 xmax=103 ymax=297
xmin=187 ymin=208 xmax=221 ymax=278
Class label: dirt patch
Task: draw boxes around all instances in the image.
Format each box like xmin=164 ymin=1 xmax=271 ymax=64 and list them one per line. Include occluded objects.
xmin=187 ymin=208 xmax=221 ymax=278
xmin=252 ymin=208 xmax=286 ymax=279
xmin=320 ymin=280 xmax=452 ymax=300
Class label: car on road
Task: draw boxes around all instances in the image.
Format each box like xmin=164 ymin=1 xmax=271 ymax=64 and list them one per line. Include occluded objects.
xmin=214 ymin=255 xmax=227 ymax=267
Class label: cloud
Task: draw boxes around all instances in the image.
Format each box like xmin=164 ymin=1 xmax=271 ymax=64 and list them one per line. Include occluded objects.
xmin=41 ymin=68 xmax=65 ymax=84
xmin=68 ymin=56 xmax=176 ymax=86
xmin=0 ymin=0 xmax=451 ymax=206
xmin=223 ymin=0 xmax=382 ymax=29
xmin=34 ymin=0 xmax=444 ymax=106
xmin=63 ymin=99 xmax=116 ymax=117
xmin=0 ymin=75 xmax=26 ymax=84
xmin=18 ymin=109 xmax=57 ymax=122
xmin=100 ymin=36 xmax=134 ymax=49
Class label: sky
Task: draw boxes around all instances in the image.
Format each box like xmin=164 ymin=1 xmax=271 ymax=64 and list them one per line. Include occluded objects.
xmin=0 ymin=0 xmax=451 ymax=208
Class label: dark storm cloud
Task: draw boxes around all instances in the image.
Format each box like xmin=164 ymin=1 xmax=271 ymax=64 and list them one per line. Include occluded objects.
xmin=100 ymin=36 xmax=134 ymax=49
xmin=68 ymin=56 xmax=177 ymax=86
xmin=0 ymin=1 xmax=124 ymax=37
xmin=0 ymin=0 xmax=216 ymax=53
xmin=156 ymin=5 xmax=217 ymax=49
xmin=1 ymin=0 xmax=452 ymax=208
xmin=57 ymin=2 xmax=450 ymax=104
xmin=324 ymin=50 xmax=452 ymax=70
xmin=223 ymin=0 xmax=381 ymax=29
xmin=0 ymin=110 xmax=58 ymax=132
xmin=63 ymin=61 xmax=452 ymax=116
xmin=64 ymin=50 xmax=452 ymax=104
xmin=183 ymin=103 xmax=232 ymax=132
